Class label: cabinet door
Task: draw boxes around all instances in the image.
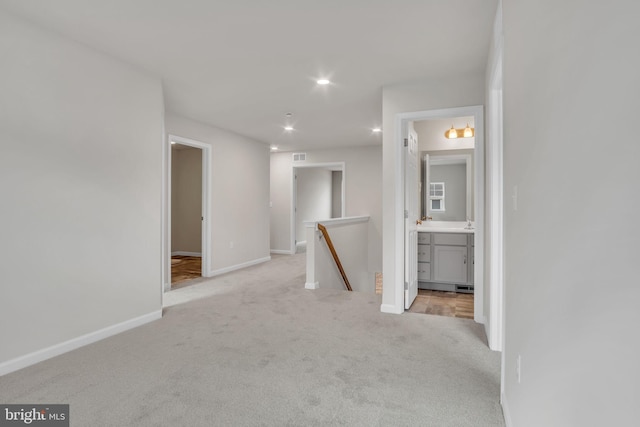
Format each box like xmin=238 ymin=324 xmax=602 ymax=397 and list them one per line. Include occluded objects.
xmin=417 ymin=262 xmax=431 ymax=281
xmin=417 ymin=244 xmax=431 ymax=262
xmin=434 ymin=245 xmax=468 ymax=283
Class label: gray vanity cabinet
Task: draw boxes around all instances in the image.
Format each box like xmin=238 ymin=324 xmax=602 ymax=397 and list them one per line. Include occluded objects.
xmin=417 ymin=233 xmax=431 ymax=281
xmin=418 ymin=231 xmax=474 ymax=293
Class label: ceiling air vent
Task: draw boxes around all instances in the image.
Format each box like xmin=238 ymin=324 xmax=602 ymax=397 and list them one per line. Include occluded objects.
xmin=292 ymin=153 xmax=306 ymax=162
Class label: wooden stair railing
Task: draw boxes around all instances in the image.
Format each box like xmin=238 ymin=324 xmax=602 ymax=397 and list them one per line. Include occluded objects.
xmin=317 ymin=223 xmax=352 ymax=291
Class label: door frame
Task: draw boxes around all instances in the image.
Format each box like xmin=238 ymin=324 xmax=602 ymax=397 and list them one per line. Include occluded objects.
xmin=164 ymin=134 xmax=212 ymax=291
xmin=395 ymin=105 xmax=485 ymax=322
xmin=291 ymin=162 xmax=346 ymax=254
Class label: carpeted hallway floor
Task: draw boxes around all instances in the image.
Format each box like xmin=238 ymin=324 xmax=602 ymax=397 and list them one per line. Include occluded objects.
xmin=0 ymin=253 xmax=504 ymax=426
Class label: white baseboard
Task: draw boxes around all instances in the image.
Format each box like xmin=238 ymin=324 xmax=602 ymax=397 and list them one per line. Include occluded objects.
xmin=380 ymin=303 xmax=404 ymax=314
xmin=305 ymin=282 xmax=319 ymax=289
xmin=208 ymin=256 xmax=271 ymax=277
xmin=270 ymin=249 xmax=294 ymax=255
xmin=501 ymin=392 xmax=513 ymax=427
xmin=483 ymin=316 xmax=491 ymax=346
xmin=171 ymin=251 xmax=202 ymax=257
xmin=0 ymin=310 xmax=162 ymax=377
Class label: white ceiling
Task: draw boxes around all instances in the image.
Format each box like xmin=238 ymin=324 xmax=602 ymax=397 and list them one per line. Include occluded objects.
xmin=0 ymin=0 xmax=498 ymax=151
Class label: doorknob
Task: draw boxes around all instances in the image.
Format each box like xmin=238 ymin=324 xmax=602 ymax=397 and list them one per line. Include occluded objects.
xmin=416 ymin=219 xmax=422 ymax=225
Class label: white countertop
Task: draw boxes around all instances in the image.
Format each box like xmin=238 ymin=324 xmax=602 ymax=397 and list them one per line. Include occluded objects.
xmin=417 ymin=221 xmax=475 ymax=234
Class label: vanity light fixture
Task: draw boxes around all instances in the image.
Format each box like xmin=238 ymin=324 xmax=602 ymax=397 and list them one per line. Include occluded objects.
xmin=447 ymin=125 xmax=458 ymax=139
xmin=445 ymin=124 xmax=475 ymax=139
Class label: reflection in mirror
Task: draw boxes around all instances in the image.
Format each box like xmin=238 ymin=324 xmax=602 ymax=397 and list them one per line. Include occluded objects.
xmin=422 ymin=152 xmax=473 ymax=221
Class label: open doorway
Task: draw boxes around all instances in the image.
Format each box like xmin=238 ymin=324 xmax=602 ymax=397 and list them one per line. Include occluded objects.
xmin=292 ymin=163 xmax=345 ymax=254
xmin=167 ymin=135 xmax=212 ymax=289
xmin=171 ymin=143 xmax=202 ymax=286
xmin=396 ymin=106 xmax=485 ymax=323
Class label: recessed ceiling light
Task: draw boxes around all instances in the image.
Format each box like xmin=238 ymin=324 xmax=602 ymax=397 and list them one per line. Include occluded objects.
xmin=317 ymin=79 xmax=330 ymax=85
xmin=372 ymin=127 xmax=382 ymax=133
xmin=271 ymin=146 xmax=278 ymax=151
xmin=170 ymin=141 xmax=176 ymax=144
xmin=284 ymin=126 xmax=294 ymax=131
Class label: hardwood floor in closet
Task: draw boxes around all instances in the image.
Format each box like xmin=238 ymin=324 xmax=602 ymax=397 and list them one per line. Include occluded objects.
xmin=171 ymin=256 xmax=201 ymax=288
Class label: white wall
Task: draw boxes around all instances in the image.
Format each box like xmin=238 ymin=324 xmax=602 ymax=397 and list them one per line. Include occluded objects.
xmin=171 ymin=146 xmax=202 ymax=254
xmin=306 ymin=219 xmax=370 ymax=293
xmin=295 ymin=167 xmax=332 ymax=244
xmin=381 ymin=75 xmax=486 ymax=313
xmin=0 ymin=11 xmax=164 ymax=371
xmin=165 ymin=114 xmax=270 ymax=275
xmin=270 ymin=146 xmax=382 ymax=291
xmin=331 ymin=171 xmax=343 ymax=219
xmin=502 ymin=1 xmax=640 ymax=425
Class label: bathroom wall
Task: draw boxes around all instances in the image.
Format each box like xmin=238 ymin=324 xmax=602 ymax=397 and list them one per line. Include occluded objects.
xmin=414 ymin=117 xmax=475 ymax=151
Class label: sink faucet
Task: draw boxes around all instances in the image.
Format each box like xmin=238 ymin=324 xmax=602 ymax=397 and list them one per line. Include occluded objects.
xmin=417 ymin=216 xmax=431 ymax=225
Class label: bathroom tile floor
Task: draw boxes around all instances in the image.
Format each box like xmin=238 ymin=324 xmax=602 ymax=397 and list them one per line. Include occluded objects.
xmin=408 ymin=289 xmax=474 ymax=319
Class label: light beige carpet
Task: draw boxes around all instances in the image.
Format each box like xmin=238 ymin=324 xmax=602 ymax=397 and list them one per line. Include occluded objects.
xmin=0 ymin=253 xmax=504 ymax=426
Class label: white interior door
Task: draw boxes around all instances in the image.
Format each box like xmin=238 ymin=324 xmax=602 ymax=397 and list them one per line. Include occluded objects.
xmin=405 ymin=127 xmax=419 ymax=309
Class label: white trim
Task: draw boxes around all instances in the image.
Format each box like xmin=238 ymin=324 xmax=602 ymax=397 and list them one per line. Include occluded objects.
xmin=486 ymin=0 xmax=505 ymax=354
xmin=291 ymin=162 xmax=346 ymax=254
xmin=305 ymin=281 xmax=319 ymax=290
xmin=270 ymin=249 xmax=294 ymax=255
xmin=160 ymin=97 xmax=167 ymax=305
xmin=208 ymin=256 xmax=271 ymax=277
xmin=171 ymin=251 xmax=202 ymax=257
xmin=167 ymin=134 xmax=213 ymax=283
xmin=380 ymin=303 xmax=404 ymax=314
xmin=304 ymin=215 xmax=370 ymax=229
xmin=389 ymin=113 xmax=406 ymax=315
xmin=501 ymin=392 xmax=513 ymax=427
xmin=392 ymin=106 xmax=485 ymax=322
xmin=0 ymin=310 xmax=162 ymax=377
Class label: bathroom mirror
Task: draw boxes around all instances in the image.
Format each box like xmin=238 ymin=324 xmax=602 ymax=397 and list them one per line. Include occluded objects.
xmin=422 ymin=151 xmax=473 ymax=221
